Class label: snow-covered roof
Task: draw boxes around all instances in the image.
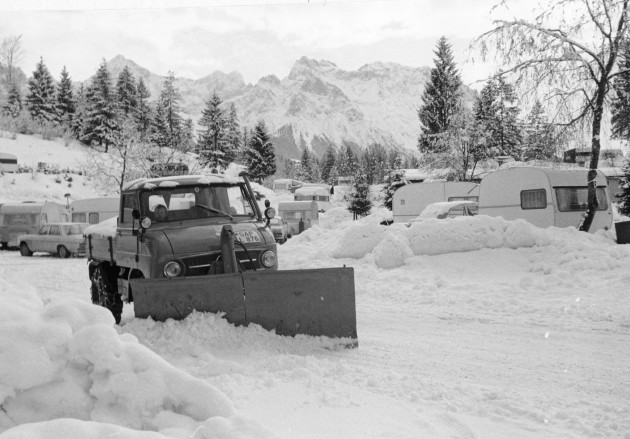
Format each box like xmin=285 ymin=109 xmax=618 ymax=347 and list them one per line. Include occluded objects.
xmin=123 ymin=173 xmax=242 ymax=191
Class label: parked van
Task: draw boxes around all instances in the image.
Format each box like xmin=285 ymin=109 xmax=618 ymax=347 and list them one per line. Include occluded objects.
xmin=294 ymin=186 xmax=330 ymax=211
xmin=272 ymin=179 xmax=303 ymax=194
xmin=393 ymin=181 xmax=479 ymax=223
xmin=0 ymin=152 xmax=18 ymax=173
xmin=478 ymin=167 xmax=613 ymax=232
xmin=0 ymin=202 xmax=69 ymax=248
xmin=277 ymin=201 xmax=319 ymax=236
xmin=69 ymin=197 xmax=119 ymax=224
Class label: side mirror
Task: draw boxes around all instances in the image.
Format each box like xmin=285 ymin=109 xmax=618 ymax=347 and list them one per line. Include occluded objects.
xmin=132 ymin=209 xmax=141 ymax=220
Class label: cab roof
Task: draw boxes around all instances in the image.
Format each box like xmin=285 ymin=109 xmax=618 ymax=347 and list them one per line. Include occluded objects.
xmin=123 ymin=173 xmax=243 ymax=191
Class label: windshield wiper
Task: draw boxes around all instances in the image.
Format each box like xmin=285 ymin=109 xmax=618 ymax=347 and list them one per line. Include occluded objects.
xmin=194 ymin=204 xmax=234 ymax=220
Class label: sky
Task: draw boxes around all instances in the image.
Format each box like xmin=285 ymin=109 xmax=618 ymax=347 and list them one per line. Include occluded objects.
xmin=0 ymin=0 xmax=537 ymax=87
xmin=1 ymin=132 xmax=629 ymax=438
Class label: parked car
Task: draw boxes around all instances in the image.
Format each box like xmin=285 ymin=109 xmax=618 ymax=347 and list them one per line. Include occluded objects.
xmin=268 ymin=216 xmax=290 ymax=244
xmin=410 ymin=200 xmax=478 ymax=223
xmin=17 ymin=222 xmax=89 ymax=258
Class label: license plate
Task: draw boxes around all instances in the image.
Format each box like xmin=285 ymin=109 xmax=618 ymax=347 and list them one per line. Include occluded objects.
xmin=234 ymin=231 xmax=261 ymax=243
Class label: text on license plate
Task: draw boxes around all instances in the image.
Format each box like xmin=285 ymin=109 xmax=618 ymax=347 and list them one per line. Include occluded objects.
xmin=234 ymin=231 xmax=261 ymax=243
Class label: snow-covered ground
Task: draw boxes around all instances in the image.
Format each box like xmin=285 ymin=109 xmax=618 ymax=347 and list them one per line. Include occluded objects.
xmin=1 ymin=135 xmax=629 ymax=438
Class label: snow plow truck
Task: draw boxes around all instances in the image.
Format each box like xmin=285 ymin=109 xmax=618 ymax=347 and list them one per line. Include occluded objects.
xmin=84 ymin=171 xmax=357 ymax=344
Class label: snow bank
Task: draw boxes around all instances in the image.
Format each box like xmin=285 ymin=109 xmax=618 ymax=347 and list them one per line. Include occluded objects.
xmin=329 ymin=214 xmax=618 ymax=269
xmin=0 ymin=277 xmax=242 ymax=437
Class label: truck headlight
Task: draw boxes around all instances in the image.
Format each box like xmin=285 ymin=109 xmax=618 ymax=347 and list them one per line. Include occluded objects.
xmin=164 ymin=261 xmax=183 ymax=278
xmin=260 ymin=250 xmax=277 ymax=268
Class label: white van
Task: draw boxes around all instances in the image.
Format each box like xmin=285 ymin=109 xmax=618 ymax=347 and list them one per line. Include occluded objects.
xmin=69 ymin=197 xmax=119 ymax=224
xmin=0 ymin=202 xmax=69 ymax=248
xmin=393 ymin=181 xmax=479 ymax=223
xmin=294 ymin=186 xmax=330 ymax=211
xmin=478 ymin=167 xmax=613 ymax=232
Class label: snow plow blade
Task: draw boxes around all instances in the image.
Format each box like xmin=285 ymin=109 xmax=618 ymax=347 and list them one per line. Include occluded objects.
xmin=130 ymin=267 xmax=357 ymax=343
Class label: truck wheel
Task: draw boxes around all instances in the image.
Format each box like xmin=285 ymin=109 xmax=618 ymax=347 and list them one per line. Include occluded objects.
xmin=20 ymin=243 xmax=33 ymax=257
xmin=90 ymin=265 xmax=123 ymax=324
xmin=58 ymin=245 xmax=71 ymax=259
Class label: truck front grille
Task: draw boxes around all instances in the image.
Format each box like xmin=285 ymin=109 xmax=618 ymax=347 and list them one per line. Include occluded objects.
xmin=180 ymin=250 xmax=262 ymax=276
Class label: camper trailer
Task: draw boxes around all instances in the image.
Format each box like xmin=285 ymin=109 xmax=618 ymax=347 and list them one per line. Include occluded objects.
xmin=272 ymin=179 xmax=303 ymax=194
xmin=69 ymin=197 xmax=119 ymax=224
xmin=277 ymin=201 xmax=319 ymax=236
xmin=478 ymin=167 xmax=613 ymax=232
xmin=0 ymin=152 xmax=18 ymax=173
xmin=0 ymin=202 xmax=69 ymax=248
xmin=393 ymin=181 xmax=479 ymax=223
xmin=294 ymin=186 xmax=330 ymax=211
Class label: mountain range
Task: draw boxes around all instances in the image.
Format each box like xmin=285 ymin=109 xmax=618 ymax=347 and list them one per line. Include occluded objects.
xmin=104 ymin=55 xmax=445 ymax=160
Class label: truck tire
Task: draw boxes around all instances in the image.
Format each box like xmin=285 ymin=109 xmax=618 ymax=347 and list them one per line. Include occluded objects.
xmin=20 ymin=243 xmax=33 ymax=257
xmin=90 ymin=265 xmax=123 ymax=324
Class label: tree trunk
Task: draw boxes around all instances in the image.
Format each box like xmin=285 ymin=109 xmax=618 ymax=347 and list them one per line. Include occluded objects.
xmin=578 ymin=85 xmax=605 ymax=232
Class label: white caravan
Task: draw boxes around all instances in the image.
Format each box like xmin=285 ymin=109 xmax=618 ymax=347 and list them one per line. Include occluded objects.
xmin=294 ymin=186 xmax=330 ymax=211
xmin=478 ymin=167 xmax=613 ymax=232
xmin=393 ymin=181 xmax=479 ymax=223
xmin=69 ymin=197 xmax=119 ymax=225
xmin=0 ymin=202 xmax=69 ymax=248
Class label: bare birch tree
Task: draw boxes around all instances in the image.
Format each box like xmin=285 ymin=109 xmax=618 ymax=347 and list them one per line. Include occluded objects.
xmin=474 ymin=0 xmax=629 ymax=231
xmin=0 ymin=34 xmax=23 ymax=85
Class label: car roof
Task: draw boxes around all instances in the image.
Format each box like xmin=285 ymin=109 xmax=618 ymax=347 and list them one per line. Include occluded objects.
xmin=417 ymin=200 xmax=478 ymax=218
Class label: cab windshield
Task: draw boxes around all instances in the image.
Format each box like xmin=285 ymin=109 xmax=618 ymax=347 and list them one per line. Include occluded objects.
xmin=140 ymin=183 xmax=257 ymax=223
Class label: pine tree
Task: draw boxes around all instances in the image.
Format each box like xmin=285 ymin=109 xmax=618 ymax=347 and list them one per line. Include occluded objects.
xmin=153 ymin=72 xmax=183 ymax=150
xmin=197 ymin=92 xmax=230 ymax=170
xmin=337 ymin=142 xmax=357 ymax=176
xmin=56 ymin=66 xmax=75 ymax=124
xmin=320 ymin=147 xmax=336 ymax=184
xmin=382 ymin=169 xmax=406 ymax=211
xmin=244 ymin=120 xmax=276 ymax=184
xmin=116 ymin=66 xmax=137 ymax=117
xmin=224 ymin=103 xmax=241 ymax=164
xmin=135 ymin=77 xmax=152 ymax=140
xmin=82 ymin=60 xmax=118 ymax=152
xmin=474 ymin=75 xmax=522 ymax=159
xmin=346 ymin=165 xmax=372 ymax=219
xmin=297 ymin=147 xmax=315 ymax=182
xmin=612 ymin=39 xmax=630 ymax=141
xmin=71 ymin=84 xmax=86 ymax=138
xmin=418 ymin=37 xmax=463 ymax=153
xmin=26 ymin=57 xmax=58 ymax=123
xmin=523 ymin=100 xmax=556 ymax=160
xmin=3 ymin=82 xmax=22 ymax=117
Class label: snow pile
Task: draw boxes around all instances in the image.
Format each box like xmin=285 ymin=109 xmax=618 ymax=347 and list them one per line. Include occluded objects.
xmin=0 ymin=277 xmax=270 ymax=438
xmin=328 ymin=214 xmax=617 ymax=269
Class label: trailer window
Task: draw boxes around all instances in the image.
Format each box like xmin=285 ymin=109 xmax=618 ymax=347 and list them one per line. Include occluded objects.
xmin=72 ymin=212 xmax=87 ymax=223
xmin=555 ymin=187 xmax=608 ymax=212
xmin=89 ymin=213 xmax=100 ymax=224
xmin=521 ymin=189 xmax=547 ymax=209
